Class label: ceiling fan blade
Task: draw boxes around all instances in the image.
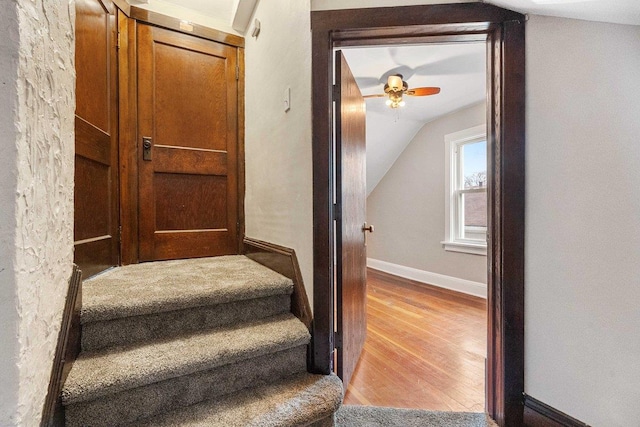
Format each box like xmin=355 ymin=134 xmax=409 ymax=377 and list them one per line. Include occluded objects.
xmin=406 ymin=87 xmax=441 ymax=96
xmin=363 ymin=94 xmax=387 ymax=99
xmin=413 ymin=53 xmax=485 ymax=76
xmin=380 ymin=65 xmax=415 ymax=84
xmin=356 ymin=77 xmax=383 ymax=89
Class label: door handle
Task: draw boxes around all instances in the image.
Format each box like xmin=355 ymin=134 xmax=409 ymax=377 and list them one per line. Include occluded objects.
xmin=362 ymin=222 xmax=374 ymax=246
xmin=142 ymin=137 xmax=152 ymax=161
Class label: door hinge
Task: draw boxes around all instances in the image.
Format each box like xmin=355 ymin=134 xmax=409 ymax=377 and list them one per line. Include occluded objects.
xmin=332 ymin=84 xmax=339 ymax=101
xmin=118 ymin=225 xmax=122 ymax=242
xmin=116 ymin=30 xmax=121 ymax=50
xmin=236 ymin=64 xmax=240 ymax=80
xmin=333 ymin=203 xmax=340 ymax=221
xmin=334 ymin=332 xmax=342 ymax=349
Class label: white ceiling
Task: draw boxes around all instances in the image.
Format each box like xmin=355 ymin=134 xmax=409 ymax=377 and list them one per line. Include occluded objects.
xmin=159 ymin=0 xmax=237 ymax=20
xmin=311 ymin=0 xmax=640 ymax=26
xmin=485 ymin=0 xmax=640 ymax=26
xmin=341 ymin=43 xmax=486 ymax=195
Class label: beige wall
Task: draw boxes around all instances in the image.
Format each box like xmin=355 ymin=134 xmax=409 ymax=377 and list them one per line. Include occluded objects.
xmin=246 ymin=5 xmax=640 ymax=425
xmin=366 ymin=102 xmax=487 ymax=285
xmin=525 ymin=15 xmax=640 ymax=426
xmin=244 ymin=0 xmax=314 ymax=305
xmin=0 ymin=1 xmax=76 ymax=425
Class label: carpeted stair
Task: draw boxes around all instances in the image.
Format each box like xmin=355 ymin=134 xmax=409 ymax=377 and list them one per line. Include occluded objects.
xmin=335 ymin=406 xmax=498 ymax=427
xmin=61 ymin=256 xmax=343 ymax=427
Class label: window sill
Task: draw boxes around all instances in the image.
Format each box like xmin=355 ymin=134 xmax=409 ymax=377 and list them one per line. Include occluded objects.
xmin=441 ymin=240 xmax=487 ymax=256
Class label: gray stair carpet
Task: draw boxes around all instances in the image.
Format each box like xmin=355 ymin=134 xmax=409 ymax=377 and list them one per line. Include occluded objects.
xmin=335 ymin=406 xmax=498 ymax=427
xmin=61 ymin=255 xmax=344 ymax=427
xmin=131 ymin=373 xmax=343 ymax=427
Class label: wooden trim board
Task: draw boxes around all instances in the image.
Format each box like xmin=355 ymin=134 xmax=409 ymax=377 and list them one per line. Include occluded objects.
xmin=40 ymin=265 xmax=83 ymax=427
xmin=115 ymin=2 xmax=244 ymax=47
xmin=243 ymin=237 xmax=313 ymax=330
xmin=524 ymin=395 xmax=590 ymax=427
xmin=237 ymin=48 xmax=246 ymax=254
xmin=129 ymin=6 xmax=244 ymax=47
xmin=118 ymin=10 xmax=139 ymax=265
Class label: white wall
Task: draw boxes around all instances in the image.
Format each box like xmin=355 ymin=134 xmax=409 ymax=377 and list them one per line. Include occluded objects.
xmin=366 ymin=102 xmax=487 ymax=286
xmin=0 ymin=1 xmax=76 ymax=425
xmin=244 ymin=0 xmax=314 ymax=305
xmin=246 ymin=4 xmax=640 ymax=425
xmin=526 ymin=15 xmax=640 ymax=426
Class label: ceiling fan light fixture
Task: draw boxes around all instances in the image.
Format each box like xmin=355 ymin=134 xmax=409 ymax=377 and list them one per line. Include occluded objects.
xmin=387 ymin=75 xmax=404 ymax=92
xmin=362 ymin=72 xmax=440 ymax=109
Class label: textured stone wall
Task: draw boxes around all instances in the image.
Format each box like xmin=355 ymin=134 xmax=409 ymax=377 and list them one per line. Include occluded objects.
xmin=0 ymin=0 xmax=75 ymax=424
xmin=0 ymin=2 xmax=21 ymax=424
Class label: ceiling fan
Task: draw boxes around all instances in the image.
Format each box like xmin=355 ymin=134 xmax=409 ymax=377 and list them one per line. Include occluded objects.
xmin=363 ymin=74 xmax=441 ymax=109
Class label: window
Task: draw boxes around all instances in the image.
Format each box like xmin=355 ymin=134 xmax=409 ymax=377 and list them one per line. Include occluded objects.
xmin=443 ymin=124 xmax=487 ymax=255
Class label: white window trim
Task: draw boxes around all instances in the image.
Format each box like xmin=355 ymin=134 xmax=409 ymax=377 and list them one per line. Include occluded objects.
xmin=442 ymin=124 xmax=487 ymax=256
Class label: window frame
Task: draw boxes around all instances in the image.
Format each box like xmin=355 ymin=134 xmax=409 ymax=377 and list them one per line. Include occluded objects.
xmin=443 ymin=124 xmax=487 ymax=256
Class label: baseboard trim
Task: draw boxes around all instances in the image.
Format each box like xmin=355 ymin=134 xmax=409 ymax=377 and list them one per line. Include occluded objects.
xmin=366 ymin=258 xmax=486 ymax=298
xmin=243 ymin=237 xmax=313 ymax=330
xmin=41 ymin=264 xmax=83 ymax=427
xmin=524 ymin=395 xmax=590 ymax=427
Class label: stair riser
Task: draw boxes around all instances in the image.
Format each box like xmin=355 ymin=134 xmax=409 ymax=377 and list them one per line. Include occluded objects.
xmin=82 ymin=294 xmax=291 ymax=352
xmin=130 ymin=373 xmax=344 ymax=427
xmin=64 ymin=345 xmax=308 ymax=427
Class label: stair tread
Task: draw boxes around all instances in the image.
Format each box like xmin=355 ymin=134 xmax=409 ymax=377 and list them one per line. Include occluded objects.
xmin=62 ymin=314 xmax=310 ymax=405
xmin=81 ymin=256 xmax=293 ymax=323
xmin=130 ymin=373 xmax=344 ymax=427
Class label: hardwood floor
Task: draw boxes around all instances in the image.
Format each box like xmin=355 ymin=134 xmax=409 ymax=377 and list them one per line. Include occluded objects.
xmin=342 ymin=268 xmax=487 ymax=412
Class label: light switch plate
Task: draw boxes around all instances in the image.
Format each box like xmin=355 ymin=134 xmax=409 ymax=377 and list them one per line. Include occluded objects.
xmin=284 ymin=87 xmax=291 ymax=112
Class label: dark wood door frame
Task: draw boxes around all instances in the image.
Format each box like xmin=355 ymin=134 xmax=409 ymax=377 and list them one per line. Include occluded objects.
xmin=310 ymin=4 xmax=525 ymax=426
xmin=115 ymin=7 xmax=246 ymax=265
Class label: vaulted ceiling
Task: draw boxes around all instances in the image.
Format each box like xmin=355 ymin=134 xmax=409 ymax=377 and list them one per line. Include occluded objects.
xmin=341 ymin=43 xmax=486 ymax=194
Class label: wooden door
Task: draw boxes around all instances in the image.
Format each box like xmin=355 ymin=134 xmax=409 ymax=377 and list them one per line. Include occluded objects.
xmin=335 ymin=51 xmax=368 ymax=388
xmin=137 ymin=25 xmax=239 ymax=261
xmin=74 ymin=0 xmax=120 ymax=278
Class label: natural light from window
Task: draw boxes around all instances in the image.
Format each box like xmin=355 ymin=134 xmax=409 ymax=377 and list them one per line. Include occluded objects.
xmin=443 ymin=124 xmax=487 ymax=256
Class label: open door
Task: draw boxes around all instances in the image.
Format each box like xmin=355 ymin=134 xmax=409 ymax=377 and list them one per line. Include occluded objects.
xmin=335 ymin=51 xmax=369 ymax=388
xmin=74 ymin=0 xmax=120 ymax=278
xmin=137 ymin=25 xmax=239 ymax=261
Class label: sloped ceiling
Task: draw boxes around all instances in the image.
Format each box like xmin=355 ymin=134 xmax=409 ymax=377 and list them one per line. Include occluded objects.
xmin=486 ymin=0 xmax=640 ymax=26
xmin=341 ymin=44 xmax=486 ymax=195
xmin=311 ymin=0 xmax=640 ymax=26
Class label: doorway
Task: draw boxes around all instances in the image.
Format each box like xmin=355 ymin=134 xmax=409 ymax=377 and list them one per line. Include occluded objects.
xmin=310 ymin=4 xmax=525 ymax=426
xmin=338 ymin=41 xmax=489 ymax=411
xmin=74 ymin=2 xmax=245 ymax=277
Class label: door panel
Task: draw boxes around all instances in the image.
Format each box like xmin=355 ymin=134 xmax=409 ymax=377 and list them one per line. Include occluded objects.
xmin=335 ymin=51 xmax=368 ymax=388
xmin=74 ymin=0 xmax=120 ymax=278
xmin=137 ymin=25 xmax=239 ymax=261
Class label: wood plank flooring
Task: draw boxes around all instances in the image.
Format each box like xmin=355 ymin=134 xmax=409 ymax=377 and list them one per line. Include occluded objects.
xmin=342 ymin=268 xmax=487 ymax=412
